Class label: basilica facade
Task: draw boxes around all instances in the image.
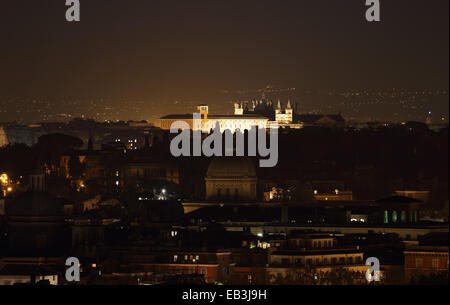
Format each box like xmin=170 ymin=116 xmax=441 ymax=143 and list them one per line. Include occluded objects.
xmin=160 ymin=105 xmax=269 ymax=133
xmin=160 ymin=97 xmax=344 ymax=132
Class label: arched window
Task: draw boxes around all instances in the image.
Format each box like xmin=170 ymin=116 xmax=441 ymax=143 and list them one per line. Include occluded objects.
xmin=392 ymin=211 xmax=398 ymax=223
xmin=401 ymin=210 xmax=406 ymax=223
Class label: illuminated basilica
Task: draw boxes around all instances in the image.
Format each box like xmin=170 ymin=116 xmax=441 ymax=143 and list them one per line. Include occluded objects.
xmin=160 ymin=97 xmax=299 ymax=133
xmin=160 ymin=105 xmax=269 ymax=133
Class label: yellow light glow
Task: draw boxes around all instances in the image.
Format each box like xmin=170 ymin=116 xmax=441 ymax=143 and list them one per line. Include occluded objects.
xmin=0 ymin=173 xmax=8 ymax=184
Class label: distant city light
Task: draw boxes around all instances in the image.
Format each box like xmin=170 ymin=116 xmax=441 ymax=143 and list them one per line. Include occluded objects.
xmin=0 ymin=173 xmax=8 ymax=184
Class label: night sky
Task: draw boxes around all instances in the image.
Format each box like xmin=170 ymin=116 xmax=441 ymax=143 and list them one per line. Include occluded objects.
xmin=0 ymin=0 xmax=448 ymax=118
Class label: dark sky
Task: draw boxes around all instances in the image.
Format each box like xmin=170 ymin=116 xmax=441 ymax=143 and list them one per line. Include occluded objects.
xmin=1 ymin=0 xmax=449 ymax=103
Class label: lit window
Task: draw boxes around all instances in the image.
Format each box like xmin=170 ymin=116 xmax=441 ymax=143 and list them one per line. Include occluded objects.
xmin=416 ymin=258 xmax=423 ymax=268
xmin=432 ymin=259 xmax=439 ymax=269
xmin=392 ymin=211 xmax=398 ymax=223
xmin=401 ymin=210 xmax=406 ymax=223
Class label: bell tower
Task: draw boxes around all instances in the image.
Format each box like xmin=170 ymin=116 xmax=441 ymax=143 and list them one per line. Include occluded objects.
xmin=275 ymin=100 xmax=282 ymax=115
xmin=234 ymin=102 xmax=243 ymax=115
xmin=286 ymin=100 xmax=293 ymax=123
xmin=197 ymin=104 xmax=208 ymax=121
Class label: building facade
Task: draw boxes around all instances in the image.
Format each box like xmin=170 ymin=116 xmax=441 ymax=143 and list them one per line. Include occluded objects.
xmin=404 ymin=246 xmax=449 ymax=282
xmin=160 ymin=105 xmax=269 ymax=133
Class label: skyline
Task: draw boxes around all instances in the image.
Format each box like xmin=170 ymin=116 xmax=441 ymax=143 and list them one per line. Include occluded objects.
xmin=0 ymin=1 xmax=449 ymax=290
xmin=0 ymin=0 xmax=448 ymax=123
xmin=0 ymin=88 xmax=448 ymax=124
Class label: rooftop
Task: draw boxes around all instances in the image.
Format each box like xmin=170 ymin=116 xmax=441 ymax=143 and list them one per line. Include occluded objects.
xmin=160 ymin=113 xmax=269 ymax=120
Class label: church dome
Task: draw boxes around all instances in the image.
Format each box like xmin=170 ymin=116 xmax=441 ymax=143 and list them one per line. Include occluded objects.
xmin=206 ymin=157 xmax=256 ymax=178
xmin=9 ymin=191 xmax=64 ymax=217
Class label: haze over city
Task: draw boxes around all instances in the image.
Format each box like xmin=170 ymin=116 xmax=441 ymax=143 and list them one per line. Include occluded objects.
xmin=1 ymin=0 xmax=448 ymax=124
xmin=0 ymin=0 xmax=448 ymax=293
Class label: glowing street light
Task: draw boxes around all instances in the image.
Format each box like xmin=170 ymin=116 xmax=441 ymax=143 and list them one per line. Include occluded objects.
xmin=0 ymin=173 xmax=8 ymax=184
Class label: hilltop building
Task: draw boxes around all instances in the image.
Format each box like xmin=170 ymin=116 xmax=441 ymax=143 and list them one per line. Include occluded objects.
xmin=236 ymin=93 xmax=346 ymax=128
xmin=161 ymin=96 xmax=345 ymax=132
xmin=160 ymin=105 xmax=269 ymax=133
